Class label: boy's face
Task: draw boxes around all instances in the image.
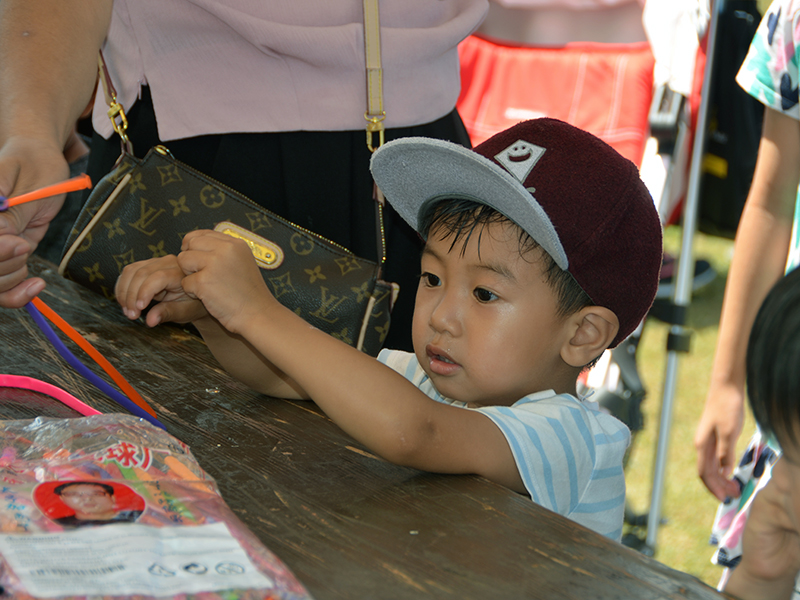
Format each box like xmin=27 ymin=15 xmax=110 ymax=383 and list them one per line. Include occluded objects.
xmin=412 ymin=220 xmax=573 ymax=405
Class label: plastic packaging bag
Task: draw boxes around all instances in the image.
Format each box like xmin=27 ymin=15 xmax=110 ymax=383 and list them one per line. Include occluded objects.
xmin=0 ymin=414 xmax=312 ymax=600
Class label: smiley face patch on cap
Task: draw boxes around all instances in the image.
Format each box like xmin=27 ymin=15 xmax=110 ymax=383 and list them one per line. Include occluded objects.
xmin=494 ymin=141 xmax=546 ymax=188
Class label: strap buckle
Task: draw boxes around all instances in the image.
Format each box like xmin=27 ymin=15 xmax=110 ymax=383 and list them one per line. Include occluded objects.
xmin=107 ymin=100 xmax=130 ymax=146
xmin=365 ymin=112 xmax=385 ymax=152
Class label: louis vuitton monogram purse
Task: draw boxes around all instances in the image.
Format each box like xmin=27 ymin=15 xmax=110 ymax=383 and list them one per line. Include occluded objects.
xmin=58 ymin=145 xmax=397 ymax=356
xmin=58 ymin=2 xmax=397 ymax=357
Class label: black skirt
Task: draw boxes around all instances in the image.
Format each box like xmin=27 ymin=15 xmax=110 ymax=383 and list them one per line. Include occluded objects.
xmin=86 ymin=87 xmax=472 ymax=352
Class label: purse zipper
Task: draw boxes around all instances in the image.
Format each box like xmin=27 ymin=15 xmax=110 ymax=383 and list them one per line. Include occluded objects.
xmin=152 ymin=145 xmax=358 ymax=257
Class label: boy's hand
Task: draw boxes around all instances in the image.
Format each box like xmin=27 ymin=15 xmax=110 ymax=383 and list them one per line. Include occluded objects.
xmin=178 ymin=229 xmax=273 ymax=334
xmin=726 ymin=458 xmax=800 ymax=600
xmin=115 ymin=255 xmax=207 ymax=327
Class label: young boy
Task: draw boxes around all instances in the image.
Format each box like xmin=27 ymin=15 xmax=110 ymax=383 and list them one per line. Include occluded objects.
xmin=722 ymin=267 xmax=800 ymax=600
xmin=115 ymin=118 xmax=663 ymax=541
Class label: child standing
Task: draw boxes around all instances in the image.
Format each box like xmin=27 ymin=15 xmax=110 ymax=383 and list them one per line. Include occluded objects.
xmin=723 ymin=266 xmax=800 ymax=600
xmin=115 ymin=118 xmax=663 ymax=541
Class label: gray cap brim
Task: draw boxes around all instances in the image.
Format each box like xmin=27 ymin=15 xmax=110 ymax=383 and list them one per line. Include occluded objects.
xmin=369 ymin=137 xmax=568 ymax=269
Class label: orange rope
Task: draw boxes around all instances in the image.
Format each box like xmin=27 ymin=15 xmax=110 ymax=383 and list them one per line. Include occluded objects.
xmin=31 ymin=297 xmax=158 ymax=419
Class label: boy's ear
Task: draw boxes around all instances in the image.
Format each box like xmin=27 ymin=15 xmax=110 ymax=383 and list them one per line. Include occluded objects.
xmin=560 ymin=307 xmax=619 ymax=368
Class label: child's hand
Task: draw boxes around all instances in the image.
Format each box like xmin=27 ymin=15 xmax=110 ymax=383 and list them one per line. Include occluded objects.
xmin=726 ymin=458 xmax=800 ymax=600
xmin=115 ymin=255 xmax=207 ymax=327
xmin=177 ymin=229 xmax=274 ymax=334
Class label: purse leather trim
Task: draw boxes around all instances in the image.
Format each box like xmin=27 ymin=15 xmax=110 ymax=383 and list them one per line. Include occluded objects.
xmin=58 ymin=172 xmax=133 ymax=277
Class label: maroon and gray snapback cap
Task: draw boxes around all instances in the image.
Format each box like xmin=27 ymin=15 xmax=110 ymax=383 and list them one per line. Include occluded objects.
xmin=369 ymin=117 xmax=662 ymax=347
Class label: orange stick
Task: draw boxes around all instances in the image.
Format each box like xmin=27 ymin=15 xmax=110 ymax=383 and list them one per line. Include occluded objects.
xmin=1 ymin=174 xmax=92 ymax=209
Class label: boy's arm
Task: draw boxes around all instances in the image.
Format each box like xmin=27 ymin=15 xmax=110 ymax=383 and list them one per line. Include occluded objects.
xmin=177 ymin=230 xmax=527 ymax=492
xmin=192 ymin=316 xmax=308 ymax=400
xmin=227 ymin=298 xmax=525 ymax=491
xmin=724 ymin=458 xmax=800 ymax=600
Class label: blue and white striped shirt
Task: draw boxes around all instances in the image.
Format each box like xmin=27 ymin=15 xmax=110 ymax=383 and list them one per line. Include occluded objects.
xmin=378 ymin=349 xmax=630 ymax=541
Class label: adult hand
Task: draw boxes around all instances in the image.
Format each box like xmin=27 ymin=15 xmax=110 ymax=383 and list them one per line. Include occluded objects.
xmin=695 ymin=381 xmax=746 ymax=502
xmin=0 ymin=136 xmax=70 ymax=307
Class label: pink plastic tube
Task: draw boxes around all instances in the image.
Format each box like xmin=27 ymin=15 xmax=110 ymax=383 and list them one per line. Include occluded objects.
xmin=0 ymin=375 xmax=102 ymax=416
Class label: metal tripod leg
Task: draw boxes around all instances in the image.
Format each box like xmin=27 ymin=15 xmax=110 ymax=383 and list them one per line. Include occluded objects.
xmin=644 ymin=0 xmax=720 ymax=555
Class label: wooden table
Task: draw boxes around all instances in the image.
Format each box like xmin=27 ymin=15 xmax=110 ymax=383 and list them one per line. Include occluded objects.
xmin=0 ymin=257 xmax=730 ymax=600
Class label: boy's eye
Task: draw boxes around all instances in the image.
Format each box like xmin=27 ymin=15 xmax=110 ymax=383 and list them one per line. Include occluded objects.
xmin=474 ymin=288 xmax=497 ymax=302
xmin=420 ymin=272 xmax=441 ymax=287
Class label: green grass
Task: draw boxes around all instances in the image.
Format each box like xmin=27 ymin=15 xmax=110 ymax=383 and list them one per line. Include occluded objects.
xmin=623 ymin=224 xmax=754 ymax=587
